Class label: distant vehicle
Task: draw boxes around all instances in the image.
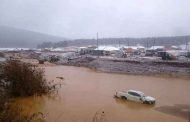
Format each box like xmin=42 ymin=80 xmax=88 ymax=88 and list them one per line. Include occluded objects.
xmin=114 ymin=90 xmax=156 ymax=104
xmin=157 ymin=51 xmax=177 ymax=60
xmin=187 ymin=52 xmax=190 ymax=58
xmin=145 ymin=49 xmax=156 ymax=56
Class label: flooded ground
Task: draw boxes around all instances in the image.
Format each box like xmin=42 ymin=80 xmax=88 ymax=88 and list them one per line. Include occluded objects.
xmin=13 ymin=66 xmax=190 ymax=122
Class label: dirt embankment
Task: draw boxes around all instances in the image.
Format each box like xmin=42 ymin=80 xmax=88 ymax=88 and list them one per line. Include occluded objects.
xmin=60 ymin=56 xmax=190 ymax=77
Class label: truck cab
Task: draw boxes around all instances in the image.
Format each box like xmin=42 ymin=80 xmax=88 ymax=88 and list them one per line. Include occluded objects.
xmin=115 ymin=90 xmax=156 ymax=104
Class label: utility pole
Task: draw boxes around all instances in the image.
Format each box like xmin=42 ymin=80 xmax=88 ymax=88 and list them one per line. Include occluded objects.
xmin=186 ymin=40 xmax=188 ymax=51
xmin=96 ymin=32 xmax=100 ymax=58
xmin=153 ymin=39 xmax=156 ymax=50
xmin=97 ymin=32 xmax=99 ymax=48
xmin=146 ymin=40 xmax=149 ymax=49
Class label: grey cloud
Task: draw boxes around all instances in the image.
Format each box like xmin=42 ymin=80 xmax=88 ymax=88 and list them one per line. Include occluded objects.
xmin=0 ymin=0 xmax=190 ymax=39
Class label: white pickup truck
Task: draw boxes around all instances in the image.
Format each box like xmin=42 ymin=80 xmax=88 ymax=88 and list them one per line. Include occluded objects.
xmin=114 ymin=90 xmax=156 ymax=104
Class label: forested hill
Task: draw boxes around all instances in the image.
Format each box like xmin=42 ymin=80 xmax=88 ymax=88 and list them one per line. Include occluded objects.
xmin=0 ymin=26 xmax=65 ymax=48
xmin=38 ymin=35 xmax=190 ymax=48
xmin=1 ymin=26 xmax=189 ymax=48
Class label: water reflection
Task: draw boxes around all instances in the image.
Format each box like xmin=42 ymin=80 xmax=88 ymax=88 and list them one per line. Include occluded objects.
xmin=11 ymin=96 xmax=46 ymax=113
xmin=114 ymin=98 xmax=154 ymax=110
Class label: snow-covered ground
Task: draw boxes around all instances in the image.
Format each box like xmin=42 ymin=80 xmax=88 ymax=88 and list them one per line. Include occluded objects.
xmin=0 ymin=48 xmax=35 ymax=51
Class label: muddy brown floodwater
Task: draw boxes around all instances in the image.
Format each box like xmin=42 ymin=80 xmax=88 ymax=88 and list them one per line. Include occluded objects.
xmin=13 ymin=66 xmax=190 ymax=122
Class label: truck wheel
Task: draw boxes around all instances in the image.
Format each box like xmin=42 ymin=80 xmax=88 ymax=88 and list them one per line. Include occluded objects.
xmin=121 ymin=96 xmax=127 ymax=100
xmin=114 ymin=95 xmax=118 ymax=98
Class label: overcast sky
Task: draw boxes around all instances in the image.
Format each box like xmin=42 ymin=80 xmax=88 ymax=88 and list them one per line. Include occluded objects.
xmin=0 ymin=0 xmax=190 ymax=39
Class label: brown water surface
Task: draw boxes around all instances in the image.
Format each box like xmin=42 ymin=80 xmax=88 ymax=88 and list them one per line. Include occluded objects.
xmin=13 ymin=66 xmax=190 ymax=122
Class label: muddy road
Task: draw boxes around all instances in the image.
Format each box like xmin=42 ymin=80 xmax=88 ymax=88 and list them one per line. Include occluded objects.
xmin=13 ymin=66 xmax=190 ymax=122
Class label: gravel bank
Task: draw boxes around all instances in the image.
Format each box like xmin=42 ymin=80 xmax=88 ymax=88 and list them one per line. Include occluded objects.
xmin=60 ymin=56 xmax=190 ymax=77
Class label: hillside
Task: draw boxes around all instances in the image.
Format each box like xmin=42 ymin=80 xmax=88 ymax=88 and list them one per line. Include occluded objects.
xmin=38 ymin=35 xmax=190 ymax=48
xmin=68 ymin=36 xmax=190 ymax=47
xmin=0 ymin=26 xmax=65 ymax=48
xmin=1 ymin=26 xmax=189 ymax=48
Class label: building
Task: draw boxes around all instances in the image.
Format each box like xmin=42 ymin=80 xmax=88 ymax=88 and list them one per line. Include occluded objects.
xmin=121 ymin=45 xmax=145 ymax=56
